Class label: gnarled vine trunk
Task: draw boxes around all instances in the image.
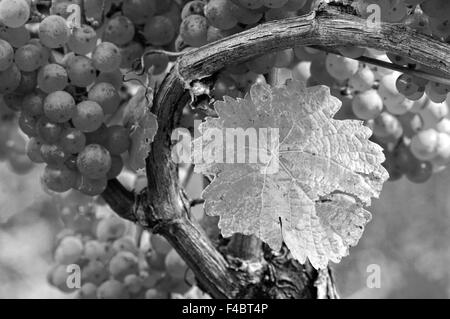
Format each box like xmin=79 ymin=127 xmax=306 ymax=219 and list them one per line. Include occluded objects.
xmin=101 ymin=3 xmax=450 ymax=299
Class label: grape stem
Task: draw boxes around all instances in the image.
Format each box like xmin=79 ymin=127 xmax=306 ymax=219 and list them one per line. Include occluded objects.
xmin=313 ymin=46 xmax=450 ymax=85
xmin=102 ymin=4 xmax=450 ymax=299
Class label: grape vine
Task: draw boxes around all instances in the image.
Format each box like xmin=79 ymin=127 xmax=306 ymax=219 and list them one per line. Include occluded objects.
xmin=0 ymin=0 xmax=449 ymax=299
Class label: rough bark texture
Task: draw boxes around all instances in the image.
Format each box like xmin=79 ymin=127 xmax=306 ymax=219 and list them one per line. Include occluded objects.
xmin=102 ymin=3 xmax=450 ymax=299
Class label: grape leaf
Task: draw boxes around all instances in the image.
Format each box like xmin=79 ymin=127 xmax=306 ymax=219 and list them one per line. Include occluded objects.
xmin=123 ymin=86 xmax=158 ymax=171
xmin=192 ymin=80 xmax=388 ymax=269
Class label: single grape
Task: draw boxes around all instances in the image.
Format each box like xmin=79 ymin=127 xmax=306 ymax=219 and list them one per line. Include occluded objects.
xmin=77 ymin=144 xmax=111 ymax=178
xmin=27 ymin=38 xmax=50 ymax=65
xmin=36 ymin=116 xmax=63 ymax=143
xmin=204 ymin=0 xmax=238 ymax=31
xmin=97 ymin=279 xmax=130 ymax=299
xmin=37 ymin=64 xmax=68 ymax=93
xmin=0 ymin=0 xmax=30 ymax=28
xmin=419 ymin=100 xmax=449 ymax=129
xmin=8 ymin=152 xmax=34 ymax=174
xmin=291 ymin=61 xmax=311 ymax=83
xmin=397 ymin=112 xmax=422 ymax=137
xmin=60 ymin=128 xmax=86 ymax=154
xmin=143 ymin=15 xmax=175 ymax=46
xmin=436 ymin=118 xmax=450 ymax=135
xmin=142 ymin=271 xmax=165 ymax=289
xmin=66 ymin=55 xmax=97 ymax=88
xmin=82 ymin=260 xmax=109 ymax=285
xmin=43 ymin=91 xmax=76 ymax=123
xmin=179 ymin=14 xmax=208 ymax=47
xmin=392 ymin=142 xmax=417 ymax=174
xmin=379 ymin=72 xmax=406 ymax=109
xmin=109 ymin=251 xmax=139 ymax=280
xmin=112 ymin=237 xmax=138 ymax=254
xmin=41 ymin=143 xmax=69 ymax=167
xmin=85 ymin=124 xmax=109 ymax=146
xmin=0 ymin=25 xmax=30 ymax=48
xmin=0 ymin=39 xmax=14 ymax=71
xmin=14 ymin=44 xmax=44 ymax=72
xmin=72 ymin=100 xmax=104 ymax=133
xmin=145 ymin=251 xmax=166 ymax=271
xmin=431 ymin=132 xmax=450 ymax=166
xmin=48 ymin=264 xmax=77 ymax=293
xmin=150 ymin=234 xmax=172 ymax=255
xmin=84 ymin=240 xmax=115 ymax=262
xmin=370 ymin=112 xmax=403 ymax=142
xmin=88 ymin=82 xmax=120 ymax=115
xmin=0 ymin=63 xmax=21 ymax=93
xmin=325 ymin=54 xmax=359 ymax=81
xmin=348 ymin=67 xmax=375 ymax=92
xmin=395 ymin=73 xmax=425 ymax=99
xmin=54 ymin=235 xmax=84 ymax=264
xmin=39 ymin=15 xmax=70 ymax=49
xmin=425 ymin=81 xmax=448 ymax=103
xmin=122 ymin=0 xmax=156 ymax=25
xmin=410 ymin=129 xmax=439 ymax=161
xmin=92 ymin=42 xmax=122 ymax=73
xmin=68 ymin=24 xmax=98 ymax=55
xmin=41 ymin=165 xmax=78 ymax=192
xmin=163 ymin=1 xmax=182 ymax=27
xmin=406 ymin=160 xmax=433 ymax=184
xmin=165 ymin=249 xmax=188 ymax=280
xmin=103 ymin=16 xmax=135 ymax=46
xmin=96 ymin=216 xmax=127 ymax=242
xmin=213 ymin=74 xmax=240 ymax=100
xmin=351 ymin=89 xmax=383 ymax=120
xmin=78 ymin=283 xmax=98 ymax=299
xmin=124 ymin=274 xmax=144 ymax=295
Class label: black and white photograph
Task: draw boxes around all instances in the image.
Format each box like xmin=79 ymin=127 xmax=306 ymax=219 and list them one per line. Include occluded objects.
xmin=0 ymin=0 xmax=449 ymax=304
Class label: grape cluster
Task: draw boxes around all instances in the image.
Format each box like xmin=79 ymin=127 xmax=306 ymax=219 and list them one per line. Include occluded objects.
xmin=47 ymin=190 xmax=207 ymax=299
xmin=0 ymin=0 xmax=188 ymax=196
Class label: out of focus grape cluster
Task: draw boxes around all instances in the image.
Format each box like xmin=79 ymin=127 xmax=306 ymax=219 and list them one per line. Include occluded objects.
xmin=47 ymin=187 xmax=208 ymax=299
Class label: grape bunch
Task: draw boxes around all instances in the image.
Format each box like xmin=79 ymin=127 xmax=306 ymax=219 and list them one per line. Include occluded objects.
xmin=47 ymin=190 xmax=207 ymax=299
xmin=0 ymin=0 xmax=187 ymax=196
